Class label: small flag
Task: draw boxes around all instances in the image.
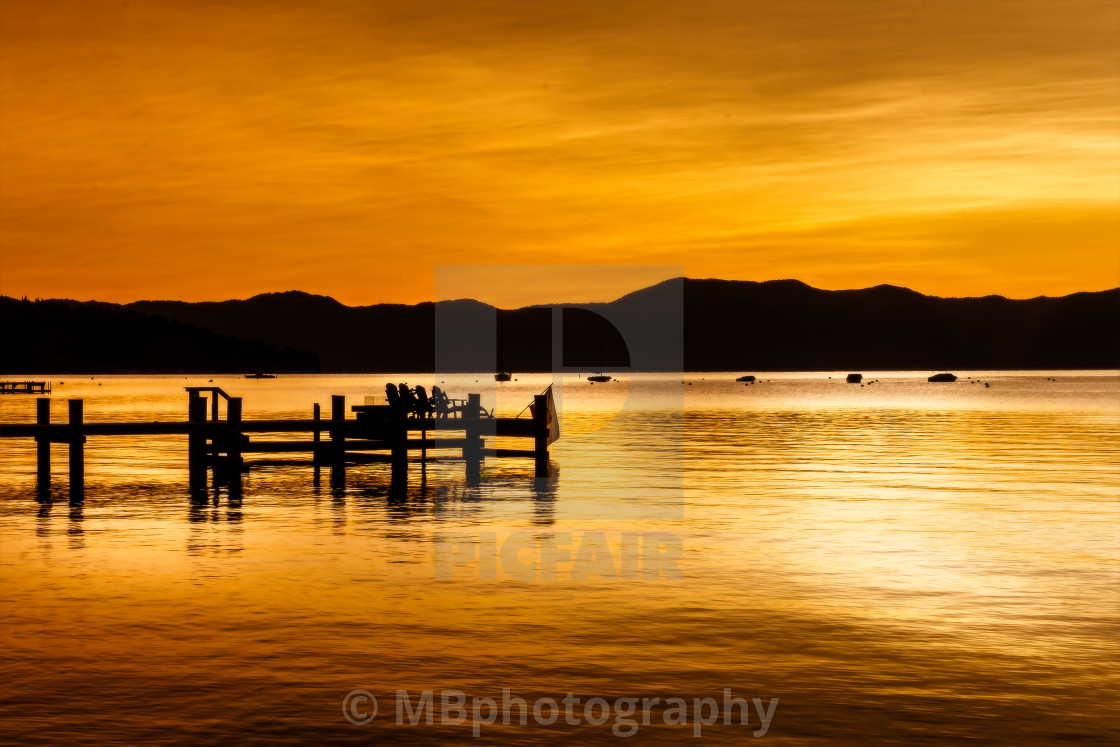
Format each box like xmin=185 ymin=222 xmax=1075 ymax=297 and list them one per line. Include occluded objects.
xmin=528 ymin=385 xmax=560 ymax=444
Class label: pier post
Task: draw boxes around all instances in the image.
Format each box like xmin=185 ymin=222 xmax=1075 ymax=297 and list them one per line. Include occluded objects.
xmin=465 ymin=393 xmax=481 ymax=484
xmin=330 ymin=396 xmax=345 ymax=464
xmin=226 ymin=396 xmax=243 ymax=491
xmin=330 ymin=395 xmax=345 ymax=487
xmin=188 ymin=393 xmax=207 ymax=492
xmin=312 ymin=403 xmax=322 ymax=482
xmin=389 ymin=398 xmax=408 ymax=475
xmin=533 ymin=393 xmax=549 ymax=478
xmin=36 ymin=398 xmax=50 ymax=491
xmin=390 ymin=397 xmax=408 ymax=494
xmin=68 ymin=399 xmax=85 ymax=498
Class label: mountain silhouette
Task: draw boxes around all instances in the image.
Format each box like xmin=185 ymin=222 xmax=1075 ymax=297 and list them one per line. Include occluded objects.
xmin=3 ymin=279 xmax=1116 ymax=373
xmin=0 ymin=296 xmax=318 ymax=374
xmin=671 ymin=278 xmax=1119 ymax=370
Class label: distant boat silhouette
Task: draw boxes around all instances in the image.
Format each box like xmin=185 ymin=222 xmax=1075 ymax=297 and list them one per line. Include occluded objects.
xmin=928 ymin=372 xmax=957 ymax=382
xmin=736 ymin=375 xmax=756 ymax=382
xmin=245 ymin=373 xmax=277 ymax=379
xmin=846 ymin=373 xmax=863 ymax=383
xmin=495 ymin=317 xmax=512 ymax=382
xmin=587 ymin=336 xmax=613 ymax=383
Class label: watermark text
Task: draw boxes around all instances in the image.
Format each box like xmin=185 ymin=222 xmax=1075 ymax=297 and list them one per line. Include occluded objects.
xmin=344 ymin=688 xmax=778 ymax=737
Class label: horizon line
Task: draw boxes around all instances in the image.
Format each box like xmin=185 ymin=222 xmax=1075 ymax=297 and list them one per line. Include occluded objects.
xmin=3 ymin=275 xmax=1119 ymax=309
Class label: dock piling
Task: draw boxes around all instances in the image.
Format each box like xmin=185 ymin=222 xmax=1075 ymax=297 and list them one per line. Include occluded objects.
xmin=533 ymin=393 xmax=549 ymax=478
xmin=188 ymin=393 xmax=207 ymax=492
xmin=226 ymin=396 xmax=244 ymax=490
xmin=67 ymin=399 xmax=84 ymax=498
xmin=464 ymin=393 xmax=482 ymax=484
xmin=312 ymin=402 xmax=322 ymax=481
xmin=36 ymin=398 xmax=50 ymax=490
xmin=330 ymin=396 xmax=345 ymax=465
xmin=330 ymin=395 xmax=346 ymax=487
xmin=312 ymin=403 xmax=321 ymax=446
xmin=389 ymin=398 xmax=408 ymax=476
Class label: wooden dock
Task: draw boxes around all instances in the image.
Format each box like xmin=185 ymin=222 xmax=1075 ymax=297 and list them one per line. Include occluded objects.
xmin=0 ymin=387 xmax=553 ymax=498
xmin=0 ymin=380 xmax=51 ymax=395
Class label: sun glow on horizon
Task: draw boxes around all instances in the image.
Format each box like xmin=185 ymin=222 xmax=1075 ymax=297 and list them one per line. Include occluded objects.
xmin=1 ymin=0 xmax=1117 ymax=306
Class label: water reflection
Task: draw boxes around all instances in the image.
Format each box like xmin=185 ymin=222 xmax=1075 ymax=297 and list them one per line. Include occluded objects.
xmin=1 ymin=373 xmax=1118 ymax=745
xmin=66 ymin=497 xmax=84 ymax=550
xmin=186 ymin=490 xmax=244 ymax=556
xmin=35 ymin=495 xmax=51 ymax=538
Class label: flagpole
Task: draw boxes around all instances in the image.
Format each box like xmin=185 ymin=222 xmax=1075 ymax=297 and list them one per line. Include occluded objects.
xmin=516 ymin=384 xmax=553 ymax=418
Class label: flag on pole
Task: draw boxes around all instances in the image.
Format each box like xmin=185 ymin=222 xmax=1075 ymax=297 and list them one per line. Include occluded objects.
xmin=528 ymin=385 xmax=560 ymax=444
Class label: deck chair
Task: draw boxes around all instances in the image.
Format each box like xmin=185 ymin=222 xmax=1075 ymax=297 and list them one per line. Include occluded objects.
xmin=431 ymin=386 xmax=451 ymax=418
xmin=429 ymin=387 xmax=491 ymax=418
xmin=431 ymin=386 xmax=459 ymax=418
xmin=398 ymin=383 xmax=422 ymax=418
xmin=413 ymin=385 xmax=435 ymax=419
xmin=385 ymin=382 xmax=401 ymax=409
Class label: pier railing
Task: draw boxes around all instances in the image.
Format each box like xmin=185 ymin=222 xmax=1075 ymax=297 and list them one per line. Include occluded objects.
xmin=0 ymin=381 xmax=51 ymax=395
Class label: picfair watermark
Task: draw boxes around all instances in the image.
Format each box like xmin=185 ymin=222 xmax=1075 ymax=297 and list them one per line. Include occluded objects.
xmin=433 ymin=530 xmax=685 ymax=580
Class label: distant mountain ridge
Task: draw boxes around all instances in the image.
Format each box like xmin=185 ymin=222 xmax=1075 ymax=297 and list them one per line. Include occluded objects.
xmin=3 ymin=279 xmax=1117 ymax=373
xmin=0 ymin=296 xmax=318 ymax=374
xmin=673 ymin=278 xmax=1119 ymax=370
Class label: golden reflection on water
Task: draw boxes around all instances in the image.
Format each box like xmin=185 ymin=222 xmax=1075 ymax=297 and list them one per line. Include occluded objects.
xmin=1 ymin=372 xmax=1118 ymax=744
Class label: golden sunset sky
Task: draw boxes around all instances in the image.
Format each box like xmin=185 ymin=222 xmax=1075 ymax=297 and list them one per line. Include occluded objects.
xmin=1 ymin=0 xmax=1117 ymax=306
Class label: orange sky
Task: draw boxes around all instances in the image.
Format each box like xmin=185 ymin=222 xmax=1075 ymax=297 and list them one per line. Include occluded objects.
xmin=1 ymin=0 xmax=1117 ymax=307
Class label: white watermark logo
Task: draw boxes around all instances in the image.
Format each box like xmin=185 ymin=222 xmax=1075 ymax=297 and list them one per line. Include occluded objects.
xmin=342 ymin=688 xmax=778 ymax=737
xmin=341 ymin=689 xmax=379 ymax=725
xmin=434 ymin=530 xmax=685 ymax=581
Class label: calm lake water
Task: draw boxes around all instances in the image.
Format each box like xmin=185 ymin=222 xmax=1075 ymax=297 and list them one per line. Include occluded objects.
xmin=1 ymin=371 xmax=1117 ymax=745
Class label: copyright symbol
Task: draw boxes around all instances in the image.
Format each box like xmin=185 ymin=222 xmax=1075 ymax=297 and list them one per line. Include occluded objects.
xmin=342 ymin=690 xmax=378 ymax=725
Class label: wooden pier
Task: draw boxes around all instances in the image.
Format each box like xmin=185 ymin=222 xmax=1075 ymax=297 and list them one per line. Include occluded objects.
xmin=0 ymin=380 xmax=51 ymax=395
xmin=0 ymin=387 xmax=553 ymax=498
